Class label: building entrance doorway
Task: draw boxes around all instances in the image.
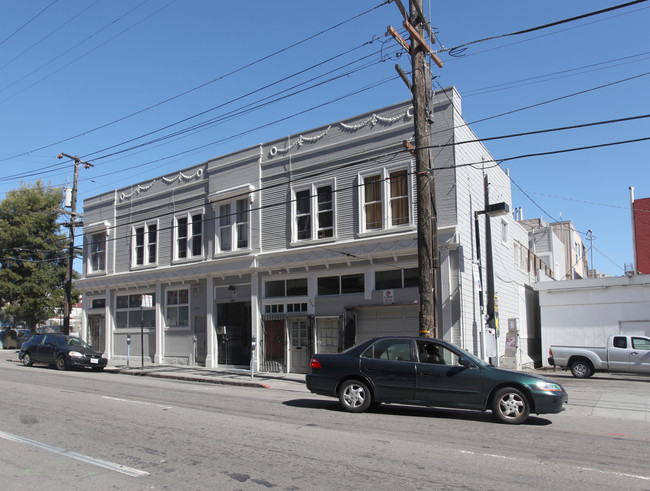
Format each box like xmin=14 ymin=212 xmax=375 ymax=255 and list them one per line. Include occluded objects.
xmin=87 ymin=315 xmax=105 ymax=353
xmin=216 ymin=302 xmax=251 ymax=366
xmin=289 ymin=317 xmax=310 ymax=373
xmin=263 ymin=319 xmax=285 ymax=372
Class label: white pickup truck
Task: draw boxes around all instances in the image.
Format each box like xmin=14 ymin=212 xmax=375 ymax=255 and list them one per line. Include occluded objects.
xmin=548 ymin=334 xmax=650 ymax=378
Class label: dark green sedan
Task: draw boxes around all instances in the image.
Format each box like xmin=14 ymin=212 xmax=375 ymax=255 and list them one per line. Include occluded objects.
xmin=306 ymin=337 xmax=567 ymax=424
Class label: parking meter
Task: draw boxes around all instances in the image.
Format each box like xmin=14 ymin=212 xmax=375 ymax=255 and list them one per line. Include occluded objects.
xmin=126 ymin=334 xmax=131 ymax=369
xmin=250 ymin=336 xmax=256 ymax=380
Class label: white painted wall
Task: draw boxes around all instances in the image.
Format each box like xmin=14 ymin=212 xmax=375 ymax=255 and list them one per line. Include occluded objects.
xmin=536 ymin=275 xmax=650 ymax=366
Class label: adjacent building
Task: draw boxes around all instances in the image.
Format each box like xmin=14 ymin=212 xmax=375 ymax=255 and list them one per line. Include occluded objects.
xmin=631 ymin=194 xmax=650 ymax=274
xmin=77 ymin=86 xmax=553 ymax=372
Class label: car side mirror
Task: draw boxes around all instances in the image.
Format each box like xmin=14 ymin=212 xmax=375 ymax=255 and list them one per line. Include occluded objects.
xmin=458 ymin=357 xmax=473 ymax=368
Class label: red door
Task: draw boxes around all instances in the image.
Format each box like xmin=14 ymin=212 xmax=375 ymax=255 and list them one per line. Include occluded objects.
xmin=264 ymin=320 xmax=285 ymax=371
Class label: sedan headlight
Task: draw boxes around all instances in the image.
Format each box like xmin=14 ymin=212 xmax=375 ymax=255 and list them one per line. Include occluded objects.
xmin=68 ymin=351 xmax=84 ymax=358
xmin=536 ymin=381 xmax=563 ymax=392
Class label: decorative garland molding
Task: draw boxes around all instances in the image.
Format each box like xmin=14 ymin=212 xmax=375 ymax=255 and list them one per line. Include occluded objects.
xmin=120 ymin=168 xmax=204 ymax=201
xmin=268 ymin=106 xmax=413 ymax=157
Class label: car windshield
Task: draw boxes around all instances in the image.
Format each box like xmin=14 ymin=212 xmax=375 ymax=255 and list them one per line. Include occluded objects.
xmin=453 ymin=345 xmax=487 ymax=367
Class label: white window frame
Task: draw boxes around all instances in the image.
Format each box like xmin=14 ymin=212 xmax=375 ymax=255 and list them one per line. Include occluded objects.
xmin=115 ymin=292 xmax=156 ymax=330
xmin=165 ymin=287 xmax=190 ymax=329
xmin=215 ymin=197 xmax=251 ymax=254
xmin=501 ymin=219 xmax=509 ymax=245
xmin=358 ymin=164 xmax=413 ymax=234
xmin=132 ymin=220 xmax=158 ymax=268
xmin=84 ymin=221 xmax=110 ymax=275
xmin=291 ymin=180 xmax=336 ymax=243
xmin=173 ymin=209 xmax=204 ymax=262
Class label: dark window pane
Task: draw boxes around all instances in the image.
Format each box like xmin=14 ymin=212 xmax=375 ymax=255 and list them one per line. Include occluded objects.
xmin=286 ymin=278 xmax=308 ymax=296
xmin=297 ymin=215 xmax=311 ymax=240
xmin=375 ymin=270 xmax=402 ymax=290
xmin=318 ymin=276 xmax=340 ymax=296
xmin=265 ymin=280 xmax=285 ymax=297
xmin=341 ymin=274 xmax=364 ymax=294
xmin=91 ymin=298 xmax=105 ymax=309
xmin=404 ymin=268 xmax=419 ymax=288
xmin=296 ymin=190 xmax=310 ymax=214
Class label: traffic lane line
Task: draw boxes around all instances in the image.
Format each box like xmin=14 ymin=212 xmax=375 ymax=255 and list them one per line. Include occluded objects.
xmin=0 ymin=430 xmax=149 ymax=478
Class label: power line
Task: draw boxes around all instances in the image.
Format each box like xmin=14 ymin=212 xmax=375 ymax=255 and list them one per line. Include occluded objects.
xmin=0 ymin=0 xmax=60 ymax=48
xmin=0 ymin=1 xmax=101 ymax=73
xmin=424 ymin=114 xmax=650 ymax=150
xmin=0 ymin=1 xmax=391 ymax=164
xmin=440 ymin=0 xmax=648 ymax=56
xmin=85 ymin=42 xmax=400 ymax=161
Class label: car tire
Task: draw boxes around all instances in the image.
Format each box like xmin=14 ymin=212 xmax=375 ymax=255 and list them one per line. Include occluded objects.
xmin=570 ymin=360 xmax=592 ymax=378
xmin=492 ymin=387 xmax=530 ymax=425
xmin=56 ymin=356 xmax=67 ymax=371
xmin=92 ymin=366 xmax=104 ymax=372
xmin=338 ymin=379 xmax=372 ymax=413
xmin=22 ymin=352 xmax=33 ymax=367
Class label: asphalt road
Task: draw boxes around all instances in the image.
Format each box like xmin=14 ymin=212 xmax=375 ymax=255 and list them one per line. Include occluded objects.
xmin=1 ymin=354 xmax=649 ymax=490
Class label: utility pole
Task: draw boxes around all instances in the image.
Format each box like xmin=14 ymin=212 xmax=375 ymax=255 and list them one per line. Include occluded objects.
xmin=388 ymin=0 xmax=443 ymax=338
xmin=58 ymin=153 xmax=93 ymax=335
xmin=587 ymin=229 xmax=594 ymax=278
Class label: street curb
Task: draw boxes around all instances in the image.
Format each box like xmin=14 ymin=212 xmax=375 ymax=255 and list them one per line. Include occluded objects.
xmin=104 ymin=368 xmax=271 ymax=388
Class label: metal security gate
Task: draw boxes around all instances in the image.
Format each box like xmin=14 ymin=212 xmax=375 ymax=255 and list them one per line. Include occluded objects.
xmin=216 ymin=302 xmax=251 ymax=366
xmin=87 ymin=315 xmax=105 ymax=353
xmin=194 ymin=315 xmax=207 ymax=365
xmin=263 ymin=319 xmax=285 ymax=372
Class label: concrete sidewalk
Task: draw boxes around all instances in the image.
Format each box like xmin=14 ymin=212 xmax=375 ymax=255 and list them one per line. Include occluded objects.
xmin=104 ymin=359 xmax=309 ymax=392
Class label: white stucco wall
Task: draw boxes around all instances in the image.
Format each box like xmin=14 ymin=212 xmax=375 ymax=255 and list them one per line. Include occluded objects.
xmin=535 ymin=275 xmax=650 ymax=366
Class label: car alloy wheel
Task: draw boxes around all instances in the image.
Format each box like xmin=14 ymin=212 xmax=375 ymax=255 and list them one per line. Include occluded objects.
xmin=56 ymin=356 xmax=67 ymax=371
xmin=22 ymin=352 xmax=33 ymax=367
xmin=492 ymin=387 xmax=529 ymax=424
xmin=338 ymin=379 xmax=372 ymax=413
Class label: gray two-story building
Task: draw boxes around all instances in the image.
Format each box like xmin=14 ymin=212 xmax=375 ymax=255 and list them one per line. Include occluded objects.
xmin=78 ymin=86 xmax=550 ymax=372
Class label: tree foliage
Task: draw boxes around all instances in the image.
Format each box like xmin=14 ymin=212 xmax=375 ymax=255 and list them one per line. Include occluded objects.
xmin=0 ymin=181 xmax=79 ymax=327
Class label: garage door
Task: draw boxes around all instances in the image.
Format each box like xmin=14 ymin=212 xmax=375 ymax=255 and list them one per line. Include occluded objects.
xmin=356 ymin=305 xmax=419 ymax=344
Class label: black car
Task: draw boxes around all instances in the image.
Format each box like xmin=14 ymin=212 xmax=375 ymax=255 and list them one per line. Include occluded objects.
xmin=306 ymin=337 xmax=568 ymax=424
xmin=19 ymin=333 xmax=107 ymax=371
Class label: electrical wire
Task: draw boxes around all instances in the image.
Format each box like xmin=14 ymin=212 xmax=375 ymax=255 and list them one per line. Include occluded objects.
xmin=0 ymin=1 xmax=101 ymax=73
xmin=0 ymin=0 xmax=60 ymax=48
xmin=0 ymin=1 xmax=391 ymax=164
xmin=441 ymin=0 xmax=648 ymax=57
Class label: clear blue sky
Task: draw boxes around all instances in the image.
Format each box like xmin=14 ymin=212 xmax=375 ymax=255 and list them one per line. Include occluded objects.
xmin=1 ymin=1 xmax=648 ymax=277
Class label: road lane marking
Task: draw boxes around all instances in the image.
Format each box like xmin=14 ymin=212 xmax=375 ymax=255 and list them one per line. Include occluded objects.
xmin=102 ymin=396 xmax=172 ymax=409
xmin=577 ymin=467 xmax=650 ymax=481
xmin=0 ymin=431 xmax=149 ymax=478
xmin=457 ymin=448 xmax=650 ymax=482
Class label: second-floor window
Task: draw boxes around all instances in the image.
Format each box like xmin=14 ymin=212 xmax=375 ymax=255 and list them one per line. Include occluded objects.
xmin=360 ymin=167 xmax=411 ymax=233
xmin=216 ymin=198 xmax=249 ymax=253
xmin=89 ymin=232 xmax=106 ymax=272
xmin=133 ymin=222 xmax=157 ymax=266
xmin=293 ymin=183 xmax=334 ymax=242
xmin=175 ymin=212 xmax=203 ymax=260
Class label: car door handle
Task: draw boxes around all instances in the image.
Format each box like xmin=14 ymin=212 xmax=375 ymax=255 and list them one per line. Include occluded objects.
xmin=631 ymin=351 xmax=639 ymax=356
